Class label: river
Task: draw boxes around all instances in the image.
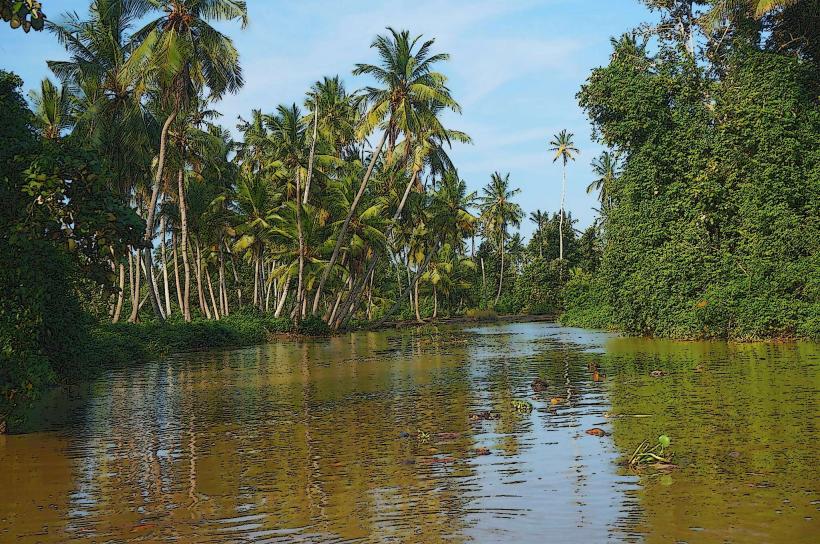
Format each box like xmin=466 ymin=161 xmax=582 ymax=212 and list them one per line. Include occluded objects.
xmin=1 ymin=321 xmax=818 ymax=542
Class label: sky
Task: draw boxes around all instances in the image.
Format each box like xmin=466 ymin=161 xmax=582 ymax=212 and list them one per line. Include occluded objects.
xmin=0 ymin=0 xmax=654 ymax=239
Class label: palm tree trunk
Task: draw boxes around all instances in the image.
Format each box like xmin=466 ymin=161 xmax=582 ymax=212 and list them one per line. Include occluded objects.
xmin=173 ymin=231 xmax=184 ymax=311
xmin=480 ymin=256 xmax=486 ymax=290
xmin=218 ymin=243 xmax=228 ymax=316
xmin=274 ymin=278 xmax=290 ymax=318
xmin=141 ymin=111 xmax=177 ymax=322
xmin=303 ymin=105 xmax=318 ymax=205
xmin=495 ymin=230 xmax=505 ymax=306
xmin=194 ymin=240 xmax=211 ymax=319
xmin=227 ymin=241 xmax=242 ymax=307
xmin=433 ymin=286 xmax=438 ymax=319
xmin=129 ymin=247 xmax=141 ymax=323
xmin=414 ymin=282 xmax=422 ymax=322
xmin=206 ymin=266 xmax=220 ymax=320
xmin=160 ymin=215 xmax=172 ymax=317
xmin=295 ymin=171 xmax=305 ymax=323
xmin=312 ymin=130 xmax=388 ymax=315
xmin=560 ymin=163 xmax=566 ymax=261
xmin=178 ymin=170 xmax=192 ymax=322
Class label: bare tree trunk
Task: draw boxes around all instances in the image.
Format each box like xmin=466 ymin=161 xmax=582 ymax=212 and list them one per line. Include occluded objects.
xmin=160 ymin=215 xmax=172 ymax=317
xmin=312 ymin=130 xmax=388 ymax=315
xmin=433 ymin=286 xmax=438 ymax=319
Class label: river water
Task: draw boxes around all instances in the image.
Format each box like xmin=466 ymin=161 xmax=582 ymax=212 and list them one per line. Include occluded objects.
xmin=1 ymin=322 xmax=818 ymax=543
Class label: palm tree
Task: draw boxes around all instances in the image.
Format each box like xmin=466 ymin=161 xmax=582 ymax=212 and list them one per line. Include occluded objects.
xmin=28 ymin=78 xmax=73 ymax=140
xmin=588 ymin=151 xmax=619 ymax=209
xmin=125 ymin=0 xmax=248 ymax=321
xmin=479 ymin=172 xmax=523 ymax=305
xmin=549 ymin=129 xmax=578 ymax=261
xmin=529 ymin=209 xmax=547 ymax=258
xmin=312 ymin=27 xmax=459 ymax=316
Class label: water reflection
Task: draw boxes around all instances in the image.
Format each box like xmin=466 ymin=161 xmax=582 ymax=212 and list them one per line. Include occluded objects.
xmin=0 ymin=323 xmax=817 ymax=543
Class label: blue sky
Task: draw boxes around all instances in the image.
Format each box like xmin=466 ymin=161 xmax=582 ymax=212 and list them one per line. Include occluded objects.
xmin=0 ymin=0 xmax=653 ymax=238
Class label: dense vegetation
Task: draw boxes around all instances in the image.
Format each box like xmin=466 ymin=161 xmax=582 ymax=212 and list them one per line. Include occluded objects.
xmin=565 ymin=0 xmax=820 ymax=339
xmin=0 ymin=1 xmax=598 ymax=424
xmin=1 ymin=0 xmax=818 ymax=425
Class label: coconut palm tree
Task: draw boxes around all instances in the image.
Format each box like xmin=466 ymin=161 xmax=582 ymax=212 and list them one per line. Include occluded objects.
xmin=479 ymin=172 xmax=523 ymax=305
xmin=28 ymin=78 xmax=73 ymax=140
xmin=312 ymin=27 xmax=459 ymax=316
xmin=588 ymin=151 xmax=619 ymax=209
xmin=549 ymin=129 xmax=579 ymax=261
xmin=124 ymin=0 xmax=248 ymax=321
xmin=529 ymin=209 xmax=547 ymax=258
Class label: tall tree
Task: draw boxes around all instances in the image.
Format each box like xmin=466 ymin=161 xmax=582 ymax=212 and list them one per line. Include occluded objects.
xmin=125 ymin=0 xmax=248 ymax=321
xmin=549 ymin=130 xmax=578 ymax=261
xmin=479 ymin=172 xmax=523 ymax=305
xmin=312 ymin=27 xmax=459 ymax=316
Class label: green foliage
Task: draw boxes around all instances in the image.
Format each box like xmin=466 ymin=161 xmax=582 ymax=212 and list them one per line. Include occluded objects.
xmin=295 ymin=315 xmax=331 ymax=336
xmin=560 ymin=269 xmax=614 ymax=330
xmin=577 ymin=34 xmax=820 ymax=340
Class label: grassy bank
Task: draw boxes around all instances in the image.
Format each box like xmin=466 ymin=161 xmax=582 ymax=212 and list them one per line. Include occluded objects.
xmin=2 ymin=313 xmax=338 ymax=430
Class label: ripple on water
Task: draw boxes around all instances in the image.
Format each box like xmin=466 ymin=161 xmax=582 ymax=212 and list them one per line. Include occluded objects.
xmin=1 ymin=321 xmax=818 ymax=543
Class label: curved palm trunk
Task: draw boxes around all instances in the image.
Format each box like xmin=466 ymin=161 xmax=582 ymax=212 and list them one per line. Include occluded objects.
xmin=178 ymin=169 xmax=192 ymax=322
xmin=312 ymin=130 xmax=388 ymax=315
xmin=142 ymin=111 xmax=177 ymax=322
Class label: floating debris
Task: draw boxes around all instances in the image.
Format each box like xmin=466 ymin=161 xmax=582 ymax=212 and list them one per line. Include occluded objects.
xmin=585 ymin=428 xmax=608 ymax=437
xmin=436 ymin=432 xmax=461 ymax=440
xmin=474 ymin=447 xmax=491 ymax=456
xmin=628 ymin=435 xmax=676 ymax=469
xmin=531 ymin=378 xmax=549 ymax=392
xmin=469 ymin=411 xmax=501 ymax=421
xmin=511 ymin=399 xmax=533 ymax=413
xmin=550 ymin=397 xmax=564 ymax=405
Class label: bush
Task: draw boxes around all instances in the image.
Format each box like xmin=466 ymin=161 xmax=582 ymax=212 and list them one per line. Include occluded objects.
xmin=464 ymin=308 xmax=499 ymax=321
xmin=560 ymin=269 xmax=613 ymax=330
xmin=295 ymin=315 xmax=331 ymax=336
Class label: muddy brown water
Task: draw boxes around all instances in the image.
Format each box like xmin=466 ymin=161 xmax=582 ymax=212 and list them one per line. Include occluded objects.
xmin=1 ymin=322 xmax=818 ymax=543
